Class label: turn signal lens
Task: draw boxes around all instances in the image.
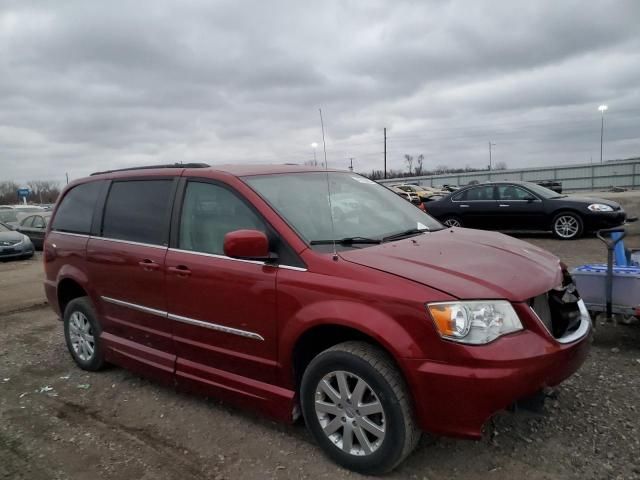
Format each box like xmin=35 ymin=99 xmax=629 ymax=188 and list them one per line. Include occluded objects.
xmin=427 ymin=301 xmax=523 ymax=344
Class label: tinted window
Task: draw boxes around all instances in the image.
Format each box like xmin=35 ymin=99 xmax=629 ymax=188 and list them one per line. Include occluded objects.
xmin=51 ymin=181 xmax=102 ymax=234
xmin=102 ymin=180 xmax=173 ymax=245
xmin=497 ymin=185 xmax=534 ymax=201
xmin=456 ymin=186 xmax=495 ymax=201
xmin=21 ymin=215 xmax=35 ymax=227
xmin=179 ymin=182 xmax=266 ymax=255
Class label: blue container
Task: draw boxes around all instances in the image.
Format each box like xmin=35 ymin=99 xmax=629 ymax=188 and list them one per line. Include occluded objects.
xmin=571 ymin=264 xmax=640 ymax=308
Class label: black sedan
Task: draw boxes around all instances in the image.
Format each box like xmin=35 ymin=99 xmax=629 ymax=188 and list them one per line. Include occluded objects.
xmin=16 ymin=212 xmax=51 ymax=249
xmin=424 ymin=181 xmax=626 ymax=240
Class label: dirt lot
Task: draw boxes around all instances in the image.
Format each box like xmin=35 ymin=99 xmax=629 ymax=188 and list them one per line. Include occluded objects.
xmin=1 ymin=237 xmax=639 ymax=480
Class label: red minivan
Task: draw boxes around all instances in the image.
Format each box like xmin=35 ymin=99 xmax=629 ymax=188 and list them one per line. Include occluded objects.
xmin=44 ymin=164 xmax=591 ymax=474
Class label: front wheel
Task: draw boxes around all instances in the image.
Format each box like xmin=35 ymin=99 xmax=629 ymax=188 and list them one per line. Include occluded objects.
xmin=300 ymin=341 xmax=420 ymax=474
xmin=552 ymin=212 xmax=583 ymax=240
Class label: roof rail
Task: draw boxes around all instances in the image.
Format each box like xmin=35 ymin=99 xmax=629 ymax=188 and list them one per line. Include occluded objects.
xmin=90 ymin=163 xmax=210 ymax=176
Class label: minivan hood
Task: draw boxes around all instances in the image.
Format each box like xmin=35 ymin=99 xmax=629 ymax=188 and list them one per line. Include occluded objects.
xmin=339 ymin=228 xmax=562 ymax=302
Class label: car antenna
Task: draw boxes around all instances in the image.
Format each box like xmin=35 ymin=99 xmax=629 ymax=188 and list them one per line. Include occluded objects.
xmin=319 ymin=108 xmax=338 ymax=261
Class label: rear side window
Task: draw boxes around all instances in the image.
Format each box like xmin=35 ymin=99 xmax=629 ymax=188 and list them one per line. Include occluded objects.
xmin=51 ymin=181 xmax=102 ymax=234
xmin=102 ymin=180 xmax=173 ymax=246
xmin=454 ymin=186 xmax=495 ymax=201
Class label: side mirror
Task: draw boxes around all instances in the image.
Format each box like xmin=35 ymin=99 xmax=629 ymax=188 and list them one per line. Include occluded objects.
xmin=223 ymin=229 xmax=270 ymax=260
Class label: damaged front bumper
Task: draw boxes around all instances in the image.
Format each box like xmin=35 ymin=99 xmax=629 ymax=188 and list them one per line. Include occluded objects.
xmin=400 ymin=298 xmax=591 ymax=439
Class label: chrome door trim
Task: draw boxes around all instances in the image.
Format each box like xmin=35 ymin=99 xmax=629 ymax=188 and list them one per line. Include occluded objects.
xmin=50 ymin=231 xmax=90 ymax=238
xmin=100 ymin=295 xmax=265 ymax=341
xmin=167 ymin=312 xmax=265 ymax=341
xmin=101 ymin=296 xmax=166 ymax=318
xmin=168 ymin=248 xmax=266 ymax=266
xmin=94 ymin=236 xmax=167 ymax=250
xmin=168 ymin=247 xmax=308 ymax=271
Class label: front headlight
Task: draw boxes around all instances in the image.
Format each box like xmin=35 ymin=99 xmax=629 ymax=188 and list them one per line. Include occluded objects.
xmin=587 ymin=203 xmax=613 ymax=212
xmin=427 ymin=300 xmax=523 ymax=344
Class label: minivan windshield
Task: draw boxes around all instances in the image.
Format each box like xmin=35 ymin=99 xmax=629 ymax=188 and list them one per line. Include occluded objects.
xmin=244 ymin=172 xmax=443 ymax=245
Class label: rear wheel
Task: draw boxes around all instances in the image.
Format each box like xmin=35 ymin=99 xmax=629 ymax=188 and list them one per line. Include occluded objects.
xmin=552 ymin=212 xmax=583 ymax=240
xmin=63 ymin=297 xmax=105 ymax=371
xmin=300 ymin=341 xmax=420 ymax=474
xmin=441 ymin=215 xmax=462 ymax=228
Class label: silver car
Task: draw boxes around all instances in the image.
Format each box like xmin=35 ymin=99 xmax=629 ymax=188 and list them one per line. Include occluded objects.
xmin=0 ymin=222 xmax=35 ymax=260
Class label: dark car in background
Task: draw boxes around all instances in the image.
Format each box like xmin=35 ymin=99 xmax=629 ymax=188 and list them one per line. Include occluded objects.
xmin=425 ymin=181 xmax=626 ymax=240
xmin=17 ymin=212 xmax=51 ymax=249
xmin=535 ymin=180 xmax=562 ymax=194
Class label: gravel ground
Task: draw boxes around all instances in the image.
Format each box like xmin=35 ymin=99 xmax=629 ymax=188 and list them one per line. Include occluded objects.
xmin=1 ymin=235 xmax=639 ymax=479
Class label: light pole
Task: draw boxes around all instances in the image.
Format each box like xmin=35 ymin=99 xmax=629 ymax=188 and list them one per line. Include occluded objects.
xmin=488 ymin=141 xmax=496 ymax=170
xmin=311 ymin=142 xmax=318 ymax=166
xmin=598 ymin=105 xmax=608 ymax=164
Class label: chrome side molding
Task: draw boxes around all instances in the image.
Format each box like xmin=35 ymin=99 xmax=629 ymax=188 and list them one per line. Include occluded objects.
xmin=100 ymin=296 xmax=264 ymax=341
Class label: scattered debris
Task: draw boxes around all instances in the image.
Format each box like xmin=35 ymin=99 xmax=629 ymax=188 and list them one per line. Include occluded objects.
xmin=59 ymin=374 xmax=71 ymax=380
xmin=39 ymin=386 xmax=54 ymax=393
xmin=76 ymin=384 xmax=91 ymax=390
xmin=2 ymin=378 xmax=10 ymax=382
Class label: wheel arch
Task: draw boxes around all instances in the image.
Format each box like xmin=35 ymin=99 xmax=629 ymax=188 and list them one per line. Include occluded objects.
xmin=282 ymin=304 xmax=421 ymax=392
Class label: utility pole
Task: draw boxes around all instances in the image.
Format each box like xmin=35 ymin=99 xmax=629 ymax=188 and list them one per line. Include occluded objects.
xmin=65 ymin=173 xmax=69 ymax=184
xmin=598 ymin=105 xmax=608 ymax=163
xmin=383 ymin=128 xmax=387 ymax=179
xmin=488 ymin=142 xmax=496 ymax=170
xmin=349 ymin=158 xmax=353 ymax=172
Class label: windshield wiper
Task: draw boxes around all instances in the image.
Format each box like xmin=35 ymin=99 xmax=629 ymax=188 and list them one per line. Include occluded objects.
xmin=382 ymin=228 xmax=429 ymax=242
xmin=310 ymin=236 xmax=382 ymax=245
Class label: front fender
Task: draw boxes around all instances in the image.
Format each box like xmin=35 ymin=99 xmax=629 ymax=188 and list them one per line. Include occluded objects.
xmin=278 ymin=299 xmax=425 ymax=388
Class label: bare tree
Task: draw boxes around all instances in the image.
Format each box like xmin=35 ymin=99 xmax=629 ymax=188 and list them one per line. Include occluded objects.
xmin=0 ymin=181 xmax=20 ymax=205
xmin=26 ymin=180 xmax=61 ymax=203
xmin=493 ymin=161 xmax=508 ymax=170
xmin=415 ymin=154 xmax=424 ymax=176
xmin=404 ymin=154 xmax=414 ymax=175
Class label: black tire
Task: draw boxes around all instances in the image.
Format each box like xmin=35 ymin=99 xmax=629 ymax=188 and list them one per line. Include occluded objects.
xmin=300 ymin=341 xmax=420 ymax=474
xmin=552 ymin=212 xmax=583 ymax=240
xmin=63 ymin=297 xmax=105 ymax=371
xmin=441 ymin=215 xmax=463 ymax=228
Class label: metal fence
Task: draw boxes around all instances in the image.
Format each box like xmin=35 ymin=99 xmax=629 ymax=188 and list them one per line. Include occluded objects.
xmin=377 ymin=157 xmax=640 ymax=192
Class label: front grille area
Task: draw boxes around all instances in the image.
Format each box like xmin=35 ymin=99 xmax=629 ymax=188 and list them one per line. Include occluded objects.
xmin=530 ymin=288 xmax=582 ymax=339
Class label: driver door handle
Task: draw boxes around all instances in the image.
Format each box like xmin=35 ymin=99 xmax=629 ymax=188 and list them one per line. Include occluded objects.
xmin=167 ymin=265 xmax=192 ymax=277
xmin=138 ymin=259 xmax=160 ymax=271
xmin=459 ymin=204 xmax=469 ymax=208
xmin=499 ymin=204 xmax=510 ymax=207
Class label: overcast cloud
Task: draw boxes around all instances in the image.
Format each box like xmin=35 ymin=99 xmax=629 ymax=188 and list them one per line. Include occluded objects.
xmin=1 ymin=0 xmax=639 ymax=184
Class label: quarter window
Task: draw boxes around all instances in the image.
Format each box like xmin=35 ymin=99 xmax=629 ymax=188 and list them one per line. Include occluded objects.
xmin=51 ymin=181 xmax=102 ymax=234
xmin=179 ymin=182 xmax=265 ymax=255
xmin=102 ymin=180 xmax=173 ymax=245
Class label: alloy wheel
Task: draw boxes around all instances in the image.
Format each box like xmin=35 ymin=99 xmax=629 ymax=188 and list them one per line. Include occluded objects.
xmin=68 ymin=311 xmax=95 ymax=361
xmin=443 ymin=218 xmax=462 ymax=227
xmin=554 ymin=215 xmax=579 ymax=239
xmin=314 ymin=371 xmax=386 ymax=456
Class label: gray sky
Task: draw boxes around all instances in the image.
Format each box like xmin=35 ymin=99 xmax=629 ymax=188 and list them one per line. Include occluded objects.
xmin=1 ymin=0 xmax=639 ymax=184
